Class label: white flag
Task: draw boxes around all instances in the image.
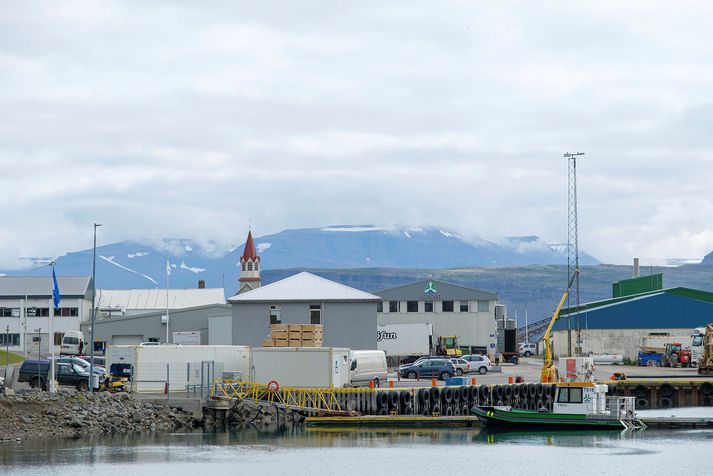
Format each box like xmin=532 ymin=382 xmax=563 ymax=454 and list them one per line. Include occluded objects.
xmin=166 ymin=258 xmax=171 ymax=276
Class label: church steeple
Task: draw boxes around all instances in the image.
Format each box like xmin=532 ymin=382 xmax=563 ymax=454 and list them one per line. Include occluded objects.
xmin=238 ymin=230 xmax=261 ymax=294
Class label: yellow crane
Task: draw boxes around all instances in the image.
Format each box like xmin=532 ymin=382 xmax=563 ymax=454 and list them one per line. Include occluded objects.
xmin=698 ymin=324 xmax=713 ymax=375
xmin=540 ymin=269 xmax=579 ymax=383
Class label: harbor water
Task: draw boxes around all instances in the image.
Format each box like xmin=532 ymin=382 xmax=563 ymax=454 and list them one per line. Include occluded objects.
xmin=1 ymin=424 xmax=711 ymax=476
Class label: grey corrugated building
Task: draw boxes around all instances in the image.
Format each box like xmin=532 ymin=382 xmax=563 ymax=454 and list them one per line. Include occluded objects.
xmin=81 ymin=304 xmax=232 ymax=346
xmin=228 ymin=272 xmax=380 ymax=349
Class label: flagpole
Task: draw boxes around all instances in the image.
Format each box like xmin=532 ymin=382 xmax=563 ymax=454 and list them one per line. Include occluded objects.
xmin=166 ymin=257 xmax=170 ymax=344
xmin=49 ymin=263 xmax=56 ymax=393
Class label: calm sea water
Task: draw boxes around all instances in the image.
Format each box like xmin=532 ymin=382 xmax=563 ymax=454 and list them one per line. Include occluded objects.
xmin=1 ymin=425 xmax=711 ymax=476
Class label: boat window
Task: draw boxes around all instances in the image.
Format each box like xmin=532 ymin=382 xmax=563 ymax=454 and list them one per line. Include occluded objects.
xmin=557 ymin=388 xmax=569 ymax=403
xmin=569 ymin=388 xmax=583 ymax=403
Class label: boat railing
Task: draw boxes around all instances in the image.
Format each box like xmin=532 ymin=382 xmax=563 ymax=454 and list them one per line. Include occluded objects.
xmin=603 ymin=396 xmax=637 ymax=420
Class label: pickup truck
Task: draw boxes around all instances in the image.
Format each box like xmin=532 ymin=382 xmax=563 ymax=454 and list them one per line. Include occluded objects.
xmin=17 ymin=360 xmax=92 ymax=391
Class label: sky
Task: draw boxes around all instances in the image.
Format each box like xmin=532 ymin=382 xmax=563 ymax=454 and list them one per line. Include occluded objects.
xmin=2 ymin=1 xmax=713 ymax=268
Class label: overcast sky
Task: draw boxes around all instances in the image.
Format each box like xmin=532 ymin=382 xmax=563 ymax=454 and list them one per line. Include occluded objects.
xmin=2 ymin=1 xmax=713 ymax=268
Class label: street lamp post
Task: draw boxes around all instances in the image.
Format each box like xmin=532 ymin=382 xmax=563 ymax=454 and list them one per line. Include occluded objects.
xmin=36 ymin=327 xmax=41 ymax=390
xmin=4 ymin=325 xmax=9 ymax=384
xmin=89 ymin=223 xmax=101 ymax=393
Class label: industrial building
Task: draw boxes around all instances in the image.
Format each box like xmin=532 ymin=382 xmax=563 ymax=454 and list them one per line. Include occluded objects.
xmin=375 ymin=279 xmax=498 ymax=355
xmin=229 ymin=271 xmax=381 ymax=349
xmin=551 ymin=273 xmax=713 ymax=360
xmin=81 ymin=303 xmax=232 ymax=345
xmin=0 ymin=276 xmax=93 ymax=356
xmin=95 ymin=286 xmax=225 ymax=317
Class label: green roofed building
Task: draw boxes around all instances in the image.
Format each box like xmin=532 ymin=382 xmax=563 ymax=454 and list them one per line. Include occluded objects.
xmin=550 ymin=273 xmax=713 ymax=360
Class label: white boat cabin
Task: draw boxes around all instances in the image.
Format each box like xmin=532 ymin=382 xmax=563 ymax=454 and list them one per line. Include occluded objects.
xmin=553 ymin=382 xmax=609 ymax=415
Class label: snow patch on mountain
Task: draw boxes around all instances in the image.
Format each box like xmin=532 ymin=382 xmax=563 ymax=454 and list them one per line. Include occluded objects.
xmin=99 ymin=255 xmax=159 ymax=286
xmin=257 ymin=243 xmax=272 ymax=253
xmin=180 ymin=261 xmax=205 ymax=274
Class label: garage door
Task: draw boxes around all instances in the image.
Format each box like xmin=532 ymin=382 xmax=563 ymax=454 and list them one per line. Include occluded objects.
xmin=112 ymin=335 xmax=143 ymax=345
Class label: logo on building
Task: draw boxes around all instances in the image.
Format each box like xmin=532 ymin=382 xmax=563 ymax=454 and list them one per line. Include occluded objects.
xmin=420 ymin=280 xmax=441 ymax=299
xmin=424 ymin=280 xmax=437 ymax=294
xmin=377 ymin=331 xmax=397 ymax=342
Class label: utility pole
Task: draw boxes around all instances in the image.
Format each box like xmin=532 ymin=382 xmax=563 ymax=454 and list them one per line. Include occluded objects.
xmin=565 ymin=152 xmax=584 ymax=357
xmin=89 ymin=223 xmax=101 ymax=393
xmin=4 ymin=325 xmax=9 ymax=384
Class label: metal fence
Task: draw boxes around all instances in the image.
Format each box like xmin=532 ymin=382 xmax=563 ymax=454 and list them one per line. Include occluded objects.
xmin=124 ymin=361 xmax=223 ymax=399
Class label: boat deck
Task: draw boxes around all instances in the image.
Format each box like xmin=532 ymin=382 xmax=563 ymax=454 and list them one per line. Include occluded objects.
xmin=305 ymin=415 xmax=713 ymax=429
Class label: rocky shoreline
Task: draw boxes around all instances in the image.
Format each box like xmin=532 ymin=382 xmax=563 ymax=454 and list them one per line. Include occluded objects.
xmin=0 ymin=390 xmax=197 ymax=441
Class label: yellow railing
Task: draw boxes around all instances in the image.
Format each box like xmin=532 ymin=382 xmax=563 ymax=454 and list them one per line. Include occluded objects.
xmin=211 ymin=380 xmax=377 ymax=412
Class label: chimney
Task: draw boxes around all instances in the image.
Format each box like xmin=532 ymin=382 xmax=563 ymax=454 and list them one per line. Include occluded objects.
xmin=633 ymin=258 xmax=640 ymax=277
xmin=198 ymin=279 xmax=205 ymax=289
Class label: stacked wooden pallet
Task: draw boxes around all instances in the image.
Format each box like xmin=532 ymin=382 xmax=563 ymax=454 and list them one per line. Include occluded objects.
xmin=261 ymin=324 xmax=324 ymax=347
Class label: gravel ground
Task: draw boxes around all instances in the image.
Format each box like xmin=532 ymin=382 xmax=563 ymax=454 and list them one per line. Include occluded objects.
xmin=0 ymin=389 xmax=197 ymax=442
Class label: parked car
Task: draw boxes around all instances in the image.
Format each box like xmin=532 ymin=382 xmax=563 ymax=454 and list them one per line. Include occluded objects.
xmin=350 ymin=350 xmax=388 ymax=388
xmin=461 ymin=354 xmax=492 ymax=374
xmin=50 ymin=356 xmax=106 ymax=376
xmin=17 ymin=359 xmax=92 ymax=391
xmin=399 ymin=359 xmax=456 ymax=380
xmin=78 ymin=355 xmax=106 ymax=368
xmin=399 ymin=355 xmax=440 ymax=371
xmin=449 ymin=357 xmax=471 ymax=376
xmin=518 ymin=343 xmax=537 ymax=357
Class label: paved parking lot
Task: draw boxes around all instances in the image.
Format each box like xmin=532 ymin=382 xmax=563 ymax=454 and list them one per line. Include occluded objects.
xmin=383 ymin=357 xmax=711 ymax=388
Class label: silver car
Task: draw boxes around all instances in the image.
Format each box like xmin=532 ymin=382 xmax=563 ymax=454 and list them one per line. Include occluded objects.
xmin=449 ymin=358 xmax=472 ymax=376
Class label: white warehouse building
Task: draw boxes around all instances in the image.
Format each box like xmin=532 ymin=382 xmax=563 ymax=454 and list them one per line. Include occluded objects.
xmin=375 ymin=279 xmax=498 ymax=357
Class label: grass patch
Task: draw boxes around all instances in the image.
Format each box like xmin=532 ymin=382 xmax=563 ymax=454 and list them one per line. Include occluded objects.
xmin=0 ymin=350 xmax=25 ymax=365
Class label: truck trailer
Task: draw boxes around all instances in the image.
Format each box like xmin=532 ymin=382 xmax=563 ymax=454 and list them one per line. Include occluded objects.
xmin=106 ymin=344 xmax=250 ymax=392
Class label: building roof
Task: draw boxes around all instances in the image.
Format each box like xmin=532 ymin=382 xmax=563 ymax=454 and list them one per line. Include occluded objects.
xmin=241 ymin=230 xmax=260 ymax=261
xmin=96 ymin=288 xmax=226 ymax=310
xmin=558 ymin=286 xmax=713 ymax=317
xmin=228 ymin=271 xmax=380 ymax=303
xmin=375 ymin=279 xmax=497 ymax=301
xmin=552 ymin=289 xmax=713 ymax=331
xmin=0 ymin=276 xmax=92 ymax=299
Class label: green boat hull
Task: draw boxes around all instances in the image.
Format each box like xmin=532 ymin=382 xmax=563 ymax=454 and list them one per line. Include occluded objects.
xmin=472 ymin=406 xmax=626 ymax=430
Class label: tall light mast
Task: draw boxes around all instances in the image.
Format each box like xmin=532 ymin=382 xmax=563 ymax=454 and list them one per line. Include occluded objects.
xmin=565 ymin=152 xmax=584 ymax=357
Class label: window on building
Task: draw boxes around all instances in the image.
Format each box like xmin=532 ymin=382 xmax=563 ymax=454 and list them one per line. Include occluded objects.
xmin=424 ymin=302 xmax=434 ymax=312
xmin=241 ymin=263 xmax=246 ymax=271
xmin=442 ymin=301 xmax=454 ymax=312
xmin=54 ymin=332 xmax=64 ymax=346
xmin=460 ymin=301 xmax=469 ymax=312
xmin=407 ymin=301 xmax=418 ymax=312
xmin=26 ymin=307 xmax=49 ymax=317
xmin=0 ymin=333 xmax=20 ymax=346
xmin=55 ymin=308 xmax=79 ymax=317
xmin=389 ymin=301 xmax=399 ymax=313
xmin=148 ymin=337 xmax=160 ymax=343
xmin=270 ymin=305 xmax=282 ymax=324
xmin=477 ymin=300 xmax=489 ymax=312
xmin=0 ymin=308 xmax=20 ymax=317
xmin=310 ymin=304 xmax=321 ymax=324
xmin=247 ymin=262 xmax=253 ymax=271
xmin=254 ymin=262 xmax=259 ymax=271
xmin=32 ymin=336 xmax=41 ymax=343
xmin=376 ymin=302 xmax=383 ymax=312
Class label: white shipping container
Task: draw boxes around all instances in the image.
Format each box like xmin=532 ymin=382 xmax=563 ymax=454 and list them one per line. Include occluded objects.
xmin=107 ymin=344 xmax=250 ymax=392
xmin=251 ymin=347 xmax=350 ymax=388
xmin=377 ymin=323 xmax=432 ymax=356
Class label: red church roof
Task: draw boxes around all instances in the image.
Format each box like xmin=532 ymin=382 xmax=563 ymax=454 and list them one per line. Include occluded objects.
xmin=241 ymin=230 xmax=260 ymax=261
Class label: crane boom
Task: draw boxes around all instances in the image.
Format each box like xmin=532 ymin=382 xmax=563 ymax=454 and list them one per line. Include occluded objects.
xmin=540 ymin=269 xmax=579 ymax=383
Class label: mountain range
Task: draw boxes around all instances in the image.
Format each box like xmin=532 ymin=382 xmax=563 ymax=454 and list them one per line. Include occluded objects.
xmin=1 ymin=226 xmax=598 ymax=293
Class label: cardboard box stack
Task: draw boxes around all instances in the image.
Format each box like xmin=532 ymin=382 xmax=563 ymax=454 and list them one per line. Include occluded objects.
xmin=262 ymin=324 xmax=324 ymax=347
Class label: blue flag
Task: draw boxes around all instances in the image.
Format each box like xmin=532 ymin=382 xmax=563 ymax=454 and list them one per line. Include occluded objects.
xmin=52 ymin=267 xmax=61 ymax=310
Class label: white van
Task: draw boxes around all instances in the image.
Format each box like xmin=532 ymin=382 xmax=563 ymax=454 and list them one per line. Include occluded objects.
xmin=350 ymin=350 xmax=388 ymax=388
xmin=60 ymin=331 xmax=86 ymax=356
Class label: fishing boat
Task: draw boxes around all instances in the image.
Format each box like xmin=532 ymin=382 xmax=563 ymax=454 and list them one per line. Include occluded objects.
xmin=473 ymin=269 xmax=644 ymax=430
xmin=472 ymin=381 xmax=644 ymax=430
